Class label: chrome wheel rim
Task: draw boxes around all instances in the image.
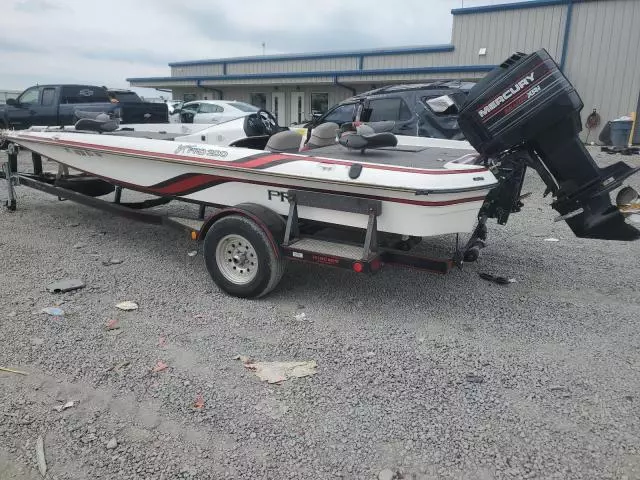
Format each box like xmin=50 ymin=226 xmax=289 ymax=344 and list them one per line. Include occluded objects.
xmin=215 ymin=234 xmax=258 ymax=285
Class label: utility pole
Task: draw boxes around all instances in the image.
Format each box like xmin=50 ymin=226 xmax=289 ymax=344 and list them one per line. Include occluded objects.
xmin=262 ymin=42 xmax=266 ymax=55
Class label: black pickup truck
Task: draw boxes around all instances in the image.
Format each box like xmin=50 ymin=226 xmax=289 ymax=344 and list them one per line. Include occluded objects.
xmin=0 ymin=84 xmax=168 ymax=130
xmin=105 ymin=88 xmax=169 ymax=123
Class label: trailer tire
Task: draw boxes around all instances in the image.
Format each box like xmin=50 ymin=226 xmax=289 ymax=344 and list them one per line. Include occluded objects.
xmin=203 ymin=214 xmax=285 ymax=298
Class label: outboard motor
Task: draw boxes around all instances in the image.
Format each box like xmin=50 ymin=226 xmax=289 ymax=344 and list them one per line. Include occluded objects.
xmin=458 ymin=49 xmax=639 ymax=241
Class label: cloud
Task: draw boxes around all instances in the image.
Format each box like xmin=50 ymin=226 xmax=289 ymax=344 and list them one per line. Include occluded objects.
xmin=0 ymin=37 xmax=48 ymax=54
xmin=174 ymin=0 xmax=454 ymax=56
xmin=13 ymin=0 xmax=61 ymax=12
xmin=78 ymin=49 xmax=172 ymax=66
xmin=0 ymin=0 xmax=530 ymax=95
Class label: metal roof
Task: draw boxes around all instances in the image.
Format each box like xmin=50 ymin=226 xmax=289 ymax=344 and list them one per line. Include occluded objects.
xmin=168 ymin=45 xmax=455 ymax=67
xmin=127 ymin=65 xmax=495 ymax=84
xmin=451 ymin=0 xmax=589 ymax=15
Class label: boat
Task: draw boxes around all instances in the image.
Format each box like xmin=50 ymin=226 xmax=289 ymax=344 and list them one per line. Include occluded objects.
xmin=2 ymin=49 xmax=638 ymax=298
xmin=1 ymin=128 xmax=496 ymax=238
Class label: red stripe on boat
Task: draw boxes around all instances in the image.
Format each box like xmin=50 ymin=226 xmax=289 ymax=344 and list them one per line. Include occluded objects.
xmin=151 ymin=174 xmax=222 ymax=195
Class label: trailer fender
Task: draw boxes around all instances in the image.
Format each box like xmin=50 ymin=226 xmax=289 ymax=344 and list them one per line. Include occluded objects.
xmin=200 ymin=203 xmax=286 ymax=256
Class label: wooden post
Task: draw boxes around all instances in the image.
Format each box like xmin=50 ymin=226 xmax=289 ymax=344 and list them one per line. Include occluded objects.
xmin=628 ymin=111 xmax=637 ymax=147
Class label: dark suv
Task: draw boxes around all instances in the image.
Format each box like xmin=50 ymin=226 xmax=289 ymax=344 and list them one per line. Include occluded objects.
xmin=308 ymin=81 xmax=476 ymax=140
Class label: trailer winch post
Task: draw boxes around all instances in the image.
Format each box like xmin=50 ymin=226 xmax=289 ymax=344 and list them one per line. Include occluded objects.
xmin=2 ymin=161 xmax=17 ymax=211
xmin=31 ymin=152 xmax=43 ymax=176
xmin=8 ymin=151 xmax=17 ymax=174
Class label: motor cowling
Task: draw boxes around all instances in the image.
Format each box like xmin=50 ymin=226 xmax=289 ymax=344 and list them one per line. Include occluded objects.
xmin=458 ymin=49 xmax=639 ymax=241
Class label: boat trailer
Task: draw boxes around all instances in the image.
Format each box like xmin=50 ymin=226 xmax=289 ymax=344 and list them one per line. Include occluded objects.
xmin=2 ymin=146 xmax=487 ymax=298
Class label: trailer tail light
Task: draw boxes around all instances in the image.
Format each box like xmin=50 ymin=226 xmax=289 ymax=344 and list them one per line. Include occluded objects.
xmin=352 ymin=262 xmax=363 ymax=273
xmin=370 ymin=258 xmax=381 ymax=271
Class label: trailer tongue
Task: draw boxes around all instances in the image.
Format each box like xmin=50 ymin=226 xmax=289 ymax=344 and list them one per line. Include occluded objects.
xmin=458 ymin=49 xmax=639 ymax=241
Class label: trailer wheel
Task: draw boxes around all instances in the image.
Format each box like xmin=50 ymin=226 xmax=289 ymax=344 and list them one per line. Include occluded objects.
xmin=203 ymin=215 xmax=285 ymax=298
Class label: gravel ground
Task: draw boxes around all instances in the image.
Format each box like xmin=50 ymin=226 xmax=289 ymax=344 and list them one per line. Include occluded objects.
xmin=1 ymin=147 xmax=639 ymax=480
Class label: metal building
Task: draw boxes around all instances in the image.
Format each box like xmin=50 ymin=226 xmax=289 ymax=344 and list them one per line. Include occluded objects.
xmin=128 ymin=0 xmax=640 ymax=137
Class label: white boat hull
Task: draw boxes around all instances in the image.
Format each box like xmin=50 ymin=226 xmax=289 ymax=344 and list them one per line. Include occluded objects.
xmin=3 ymin=130 xmax=497 ymax=237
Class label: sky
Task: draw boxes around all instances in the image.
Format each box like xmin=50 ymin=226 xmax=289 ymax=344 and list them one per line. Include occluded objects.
xmin=0 ymin=0 xmax=526 ymax=99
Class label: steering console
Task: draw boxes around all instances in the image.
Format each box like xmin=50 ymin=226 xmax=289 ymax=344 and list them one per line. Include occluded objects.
xmin=256 ymin=109 xmax=279 ymax=136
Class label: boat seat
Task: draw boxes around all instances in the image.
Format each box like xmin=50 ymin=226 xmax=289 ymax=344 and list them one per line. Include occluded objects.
xmin=74 ymin=118 xmax=120 ymax=133
xmin=339 ymin=121 xmax=395 ymax=135
xmin=74 ymin=110 xmax=112 ymax=121
xmin=306 ymin=122 xmax=338 ymax=149
xmin=363 ymin=121 xmax=396 ymax=133
xmin=73 ymin=109 xmax=120 ymax=133
xmin=338 ymin=131 xmax=398 ymax=150
xmin=265 ymin=130 xmax=304 ymax=153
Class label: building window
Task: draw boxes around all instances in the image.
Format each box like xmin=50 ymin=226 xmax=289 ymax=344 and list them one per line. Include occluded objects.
xmin=250 ymin=93 xmax=266 ymax=110
xmin=311 ymin=93 xmax=329 ymax=117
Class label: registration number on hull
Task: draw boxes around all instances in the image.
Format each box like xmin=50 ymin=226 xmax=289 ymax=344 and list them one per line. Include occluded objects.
xmin=63 ymin=147 xmax=102 ymax=157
